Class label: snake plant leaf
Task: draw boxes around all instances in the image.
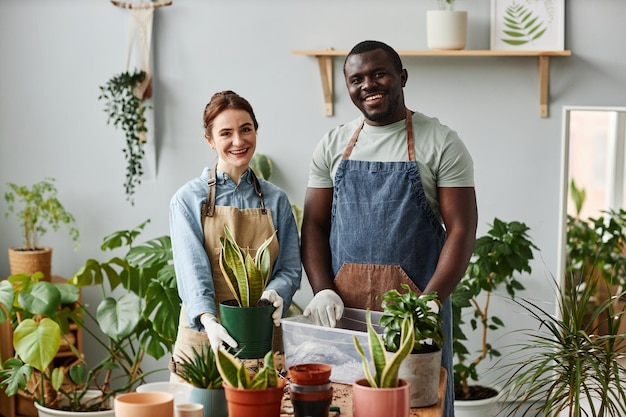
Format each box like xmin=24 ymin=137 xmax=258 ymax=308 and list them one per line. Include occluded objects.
xmin=245 ymin=254 xmax=262 ymax=307
xmin=0 ymin=280 xmax=15 ymax=322
xmin=13 ymin=318 xmax=61 ymax=372
xmin=219 ymin=234 xmax=247 ymax=306
xmin=380 ymin=315 xmax=414 ymax=388
xmin=96 ymin=293 xmax=141 ymax=341
xmin=216 ymin=348 xmax=244 ymax=388
xmin=353 ymin=334 xmax=377 ymax=388
xmin=250 ymin=350 xmax=277 ymax=389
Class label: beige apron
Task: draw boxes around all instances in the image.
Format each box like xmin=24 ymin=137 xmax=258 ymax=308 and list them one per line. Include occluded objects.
xmin=170 ymin=167 xmax=279 ymax=381
xmin=332 ymin=110 xmax=423 ymax=311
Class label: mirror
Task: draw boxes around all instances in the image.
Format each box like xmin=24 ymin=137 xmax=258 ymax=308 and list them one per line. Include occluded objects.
xmin=557 ymin=106 xmax=626 ymax=290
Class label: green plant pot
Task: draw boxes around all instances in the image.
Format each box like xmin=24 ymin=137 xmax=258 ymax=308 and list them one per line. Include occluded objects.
xmin=189 ymin=387 xmax=227 ymax=417
xmin=219 ymin=301 xmax=274 ymax=359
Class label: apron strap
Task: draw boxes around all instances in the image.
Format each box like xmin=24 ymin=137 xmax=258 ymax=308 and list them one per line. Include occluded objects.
xmin=202 ymin=165 xmax=268 ymax=218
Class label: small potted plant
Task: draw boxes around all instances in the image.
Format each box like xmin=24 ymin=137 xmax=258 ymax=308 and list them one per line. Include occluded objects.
xmin=379 ymin=285 xmax=444 ymax=407
xmin=215 ymin=349 xmax=285 ymax=417
xmin=0 ymin=219 xmax=180 ymax=416
xmin=98 ymin=69 xmax=151 ymax=205
xmin=352 ymin=311 xmax=414 ymax=417
xmin=452 ymin=218 xmax=537 ymax=416
xmin=172 ymin=345 xmax=227 ymax=417
xmin=4 ymin=177 xmax=80 ymax=281
xmin=427 ymin=0 xmax=467 ymax=50
xmin=218 ymin=224 xmax=276 ymax=359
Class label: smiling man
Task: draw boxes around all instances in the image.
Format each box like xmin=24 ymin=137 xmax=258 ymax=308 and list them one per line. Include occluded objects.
xmin=300 ymin=40 xmax=478 ymax=417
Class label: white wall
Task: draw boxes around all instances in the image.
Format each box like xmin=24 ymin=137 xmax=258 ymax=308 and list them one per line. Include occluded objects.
xmin=1 ymin=0 xmax=625 ymax=384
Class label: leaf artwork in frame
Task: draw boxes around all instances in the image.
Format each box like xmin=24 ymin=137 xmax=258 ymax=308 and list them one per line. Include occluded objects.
xmin=490 ymin=0 xmax=564 ymax=51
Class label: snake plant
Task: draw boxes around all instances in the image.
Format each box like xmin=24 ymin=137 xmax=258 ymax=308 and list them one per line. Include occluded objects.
xmin=218 ymin=224 xmax=274 ymax=307
xmin=216 ymin=349 xmax=278 ymax=389
xmin=353 ymin=311 xmax=415 ymax=388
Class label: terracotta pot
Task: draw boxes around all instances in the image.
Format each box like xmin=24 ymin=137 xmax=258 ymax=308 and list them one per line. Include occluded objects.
xmin=352 ymin=378 xmax=410 ymax=417
xmin=288 ymin=363 xmax=331 ymax=385
xmin=114 ymin=392 xmax=174 ymax=417
xmin=223 ymin=378 xmax=285 ymax=417
xmin=8 ymin=246 xmax=52 ymax=281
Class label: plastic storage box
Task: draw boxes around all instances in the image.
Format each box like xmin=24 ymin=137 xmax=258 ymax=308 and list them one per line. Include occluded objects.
xmin=281 ymin=307 xmax=383 ymax=384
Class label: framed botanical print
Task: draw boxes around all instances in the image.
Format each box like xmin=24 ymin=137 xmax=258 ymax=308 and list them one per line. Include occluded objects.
xmin=490 ymin=0 xmax=565 ymax=51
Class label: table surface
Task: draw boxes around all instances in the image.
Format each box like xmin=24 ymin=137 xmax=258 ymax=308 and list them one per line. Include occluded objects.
xmin=280 ymin=368 xmax=446 ymax=417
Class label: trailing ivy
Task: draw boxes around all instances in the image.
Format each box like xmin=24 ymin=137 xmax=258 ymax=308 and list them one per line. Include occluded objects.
xmin=98 ymin=69 xmax=150 ymax=205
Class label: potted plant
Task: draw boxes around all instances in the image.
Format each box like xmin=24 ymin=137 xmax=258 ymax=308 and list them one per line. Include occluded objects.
xmin=426 ymin=0 xmax=467 ymax=50
xmin=4 ymin=177 xmax=80 ymax=281
xmin=352 ymin=311 xmax=414 ymax=417
xmin=500 ymin=272 xmax=626 ymax=417
xmin=379 ymin=285 xmax=444 ymax=407
xmin=172 ymin=345 xmax=227 ymax=417
xmin=215 ymin=349 xmax=285 ymax=417
xmin=452 ymin=218 xmax=538 ymax=416
xmin=0 ymin=219 xmax=180 ymax=416
xmin=217 ymin=224 xmax=276 ymax=359
xmin=98 ymin=69 xmax=151 ymax=205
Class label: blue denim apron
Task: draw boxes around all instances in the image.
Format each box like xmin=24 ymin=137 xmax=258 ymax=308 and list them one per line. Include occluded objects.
xmin=330 ymin=109 xmax=454 ymax=416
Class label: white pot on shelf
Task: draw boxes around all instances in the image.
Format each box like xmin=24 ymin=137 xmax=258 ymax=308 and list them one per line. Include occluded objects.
xmin=426 ymin=10 xmax=468 ymax=50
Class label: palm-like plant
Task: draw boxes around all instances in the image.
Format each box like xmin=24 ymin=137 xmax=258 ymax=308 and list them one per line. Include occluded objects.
xmin=173 ymin=345 xmax=222 ymax=389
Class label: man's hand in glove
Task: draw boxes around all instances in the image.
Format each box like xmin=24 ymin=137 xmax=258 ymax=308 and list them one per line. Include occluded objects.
xmin=303 ymin=289 xmax=344 ymax=327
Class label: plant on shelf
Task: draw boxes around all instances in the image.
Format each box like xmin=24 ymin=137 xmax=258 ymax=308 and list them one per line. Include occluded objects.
xmin=353 ymin=311 xmax=415 ymax=389
xmin=452 ymin=218 xmax=538 ymax=402
xmin=0 ymin=219 xmax=180 ymax=413
xmin=98 ymin=69 xmax=151 ymax=205
xmin=436 ymin=0 xmax=456 ymax=11
xmin=4 ymin=177 xmax=80 ymax=281
xmin=4 ymin=177 xmax=80 ymax=251
xmin=500 ymin=272 xmax=626 ymax=417
xmin=218 ymin=224 xmax=275 ymax=308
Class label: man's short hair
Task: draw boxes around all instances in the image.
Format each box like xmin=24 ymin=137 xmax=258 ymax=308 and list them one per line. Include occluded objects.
xmin=344 ymin=40 xmax=403 ymax=73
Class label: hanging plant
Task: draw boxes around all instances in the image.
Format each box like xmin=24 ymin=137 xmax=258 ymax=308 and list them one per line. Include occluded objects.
xmin=98 ymin=69 xmax=150 ymax=205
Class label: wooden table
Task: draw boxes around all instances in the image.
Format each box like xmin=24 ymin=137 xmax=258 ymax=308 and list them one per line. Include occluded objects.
xmin=281 ymin=368 xmax=446 ymax=417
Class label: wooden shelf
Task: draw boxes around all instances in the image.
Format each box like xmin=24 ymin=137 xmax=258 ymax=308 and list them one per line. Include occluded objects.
xmin=293 ymin=49 xmax=572 ymax=118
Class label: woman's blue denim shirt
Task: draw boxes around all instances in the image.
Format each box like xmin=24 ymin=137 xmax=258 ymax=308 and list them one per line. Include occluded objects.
xmin=169 ymin=167 xmax=302 ymax=330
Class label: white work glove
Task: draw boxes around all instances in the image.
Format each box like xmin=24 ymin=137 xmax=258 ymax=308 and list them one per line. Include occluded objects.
xmin=261 ymin=289 xmax=283 ymax=327
xmin=303 ymin=289 xmax=344 ymax=328
xmin=200 ymin=313 xmax=238 ymax=352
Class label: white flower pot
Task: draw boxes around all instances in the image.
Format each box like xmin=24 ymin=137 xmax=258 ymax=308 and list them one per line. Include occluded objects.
xmin=426 ymin=10 xmax=468 ymax=50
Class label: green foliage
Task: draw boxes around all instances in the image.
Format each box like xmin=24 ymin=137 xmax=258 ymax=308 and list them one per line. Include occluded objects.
xmin=452 ymin=218 xmax=537 ymax=400
xmin=173 ymin=345 xmax=222 ymax=389
xmin=0 ymin=219 xmax=180 ymax=411
xmin=501 ymin=273 xmax=626 ymax=417
xmin=500 ymin=3 xmax=548 ymax=46
xmin=436 ymin=0 xmax=455 ymax=11
xmin=379 ymin=285 xmax=444 ymax=353
xmin=216 ymin=349 xmax=278 ymax=389
xmin=353 ymin=311 xmax=415 ymax=388
xmin=98 ymin=69 xmax=150 ymax=205
xmin=218 ymin=225 xmax=274 ymax=307
xmin=4 ymin=177 xmax=79 ymax=250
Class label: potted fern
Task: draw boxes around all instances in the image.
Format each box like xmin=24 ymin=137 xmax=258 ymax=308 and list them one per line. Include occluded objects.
xmin=217 ymin=224 xmax=276 ymax=359
xmin=379 ymin=286 xmax=444 ymax=407
xmin=4 ymin=177 xmax=80 ymax=281
xmin=352 ymin=311 xmax=414 ymax=417
xmin=215 ymin=349 xmax=285 ymax=417
xmin=172 ymin=345 xmax=227 ymax=417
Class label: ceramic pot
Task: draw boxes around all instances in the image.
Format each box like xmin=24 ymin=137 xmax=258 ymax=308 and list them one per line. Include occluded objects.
xmin=426 ymin=10 xmax=468 ymax=50
xmin=288 ymin=363 xmax=331 ymax=385
xmin=398 ymin=349 xmax=442 ymax=407
xmin=219 ymin=301 xmax=274 ymax=359
xmin=290 ymin=383 xmax=332 ymax=417
xmin=223 ymin=378 xmax=286 ymax=417
xmin=454 ymin=387 xmax=501 ymax=417
xmin=34 ymin=403 xmax=115 ymax=417
xmin=114 ymin=392 xmax=174 ymax=417
xmin=352 ymin=378 xmax=410 ymax=417
xmin=189 ymin=386 xmax=228 ymax=417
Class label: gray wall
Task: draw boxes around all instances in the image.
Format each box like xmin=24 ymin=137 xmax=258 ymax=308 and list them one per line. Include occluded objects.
xmin=1 ymin=0 xmax=625 ymax=385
